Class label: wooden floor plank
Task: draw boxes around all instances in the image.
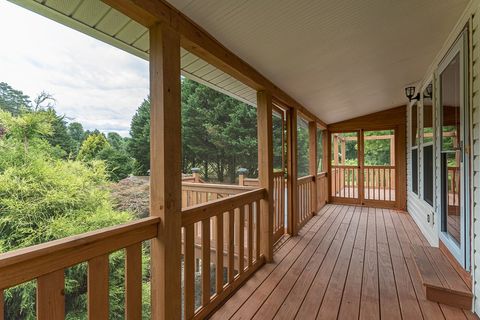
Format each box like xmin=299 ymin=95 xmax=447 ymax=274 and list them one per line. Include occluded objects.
xmin=251 ymin=204 xmax=350 ymax=319
xmin=315 ymin=206 xmax=361 ymax=319
xmin=210 ymin=205 xmax=333 ymax=319
xmin=359 ymin=208 xmax=380 ymax=320
xmin=228 ymin=205 xmax=345 ymax=319
xmin=294 ymin=206 xmax=356 ymax=319
xmin=376 ymin=208 xmax=402 ymax=320
xmin=383 ymin=209 xmax=425 ymax=320
xmin=210 ymin=205 xmax=475 ymax=320
xmin=337 ymin=206 xmax=369 ymax=320
xmin=273 ymin=206 xmax=355 ymax=320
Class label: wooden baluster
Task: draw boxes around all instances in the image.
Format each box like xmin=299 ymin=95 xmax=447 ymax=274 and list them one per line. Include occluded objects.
xmin=238 ymin=206 xmax=245 ymax=274
xmin=0 ymin=289 xmax=3 ymax=320
xmin=184 ymin=224 xmax=195 ymax=319
xmin=383 ymin=168 xmax=386 ymax=201
xmin=248 ymin=203 xmax=254 ymax=268
xmin=228 ymin=210 xmax=235 ymax=283
xmin=216 ymin=213 xmax=224 ymax=295
xmin=88 ymin=255 xmax=109 ymax=319
xmin=255 ymin=200 xmax=261 ymax=261
xmin=37 ymin=270 xmax=65 ymax=320
xmin=202 ymin=218 xmax=211 ymax=306
xmin=126 ymin=243 xmax=142 ymax=320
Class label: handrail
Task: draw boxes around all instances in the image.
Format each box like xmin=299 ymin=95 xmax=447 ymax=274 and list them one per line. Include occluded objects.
xmin=316 ymin=172 xmax=327 ymax=178
xmin=363 ymin=165 xmax=395 ymax=169
xmin=182 ymin=181 xmax=255 ymax=193
xmin=0 ymin=217 xmax=160 ymax=290
xmin=297 ymin=175 xmax=315 ymax=184
xmin=181 ymin=188 xmax=266 ymax=226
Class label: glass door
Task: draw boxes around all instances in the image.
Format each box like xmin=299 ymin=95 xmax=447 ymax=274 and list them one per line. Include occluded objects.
xmin=438 ymin=30 xmax=469 ymax=269
xmin=330 ymin=131 xmax=360 ymax=204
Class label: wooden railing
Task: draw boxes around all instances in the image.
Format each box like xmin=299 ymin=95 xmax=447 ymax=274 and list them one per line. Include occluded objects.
xmin=273 ymin=172 xmax=286 ymax=243
xmin=331 ymin=166 xmax=358 ymax=199
xmin=316 ymin=172 xmax=328 ymax=211
xmin=182 ymin=182 xmax=255 ymax=208
xmin=448 ymin=167 xmax=460 ymax=207
xmin=297 ymin=175 xmax=315 ymax=230
xmin=181 ymin=188 xmax=266 ymax=319
xmin=0 ymin=217 xmax=160 ymax=319
xmin=364 ymin=166 xmax=396 ymax=201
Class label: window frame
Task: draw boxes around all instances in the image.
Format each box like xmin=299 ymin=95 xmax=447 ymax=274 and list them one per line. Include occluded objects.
xmin=410 ymin=102 xmax=419 ymax=196
xmin=420 ymin=79 xmax=435 ymax=209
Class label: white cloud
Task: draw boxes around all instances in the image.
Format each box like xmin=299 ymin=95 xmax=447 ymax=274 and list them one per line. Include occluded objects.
xmin=0 ymin=0 xmax=149 ymax=136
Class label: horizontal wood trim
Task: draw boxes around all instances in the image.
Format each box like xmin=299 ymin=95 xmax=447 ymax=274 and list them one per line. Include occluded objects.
xmin=182 ymin=182 xmax=255 ymax=194
xmin=328 ymin=106 xmax=406 ymax=131
xmin=181 ymin=188 xmax=266 ymax=226
xmin=103 ymin=0 xmax=326 ymax=128
xmin=297 ymin=175 xmax=315 ymax=184
xmin=316 ymin=172 xmax=327 ymax=178
xmin=0 ymin=217 xmax=159 ymax=289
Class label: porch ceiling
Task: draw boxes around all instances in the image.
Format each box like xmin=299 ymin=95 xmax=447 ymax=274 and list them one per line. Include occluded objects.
xmin=166 ymin=0 xmax=468 ymax=123
xmin=11 ymin=0 xmax=468 ymax=122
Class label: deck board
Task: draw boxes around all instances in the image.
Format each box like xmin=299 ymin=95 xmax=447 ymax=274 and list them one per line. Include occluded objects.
xmin=211 ymin=204 xmax=476 ymax=320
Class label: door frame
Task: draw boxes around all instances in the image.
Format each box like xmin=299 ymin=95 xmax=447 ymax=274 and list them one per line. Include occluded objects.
xmin=437 ymin=29 xmax=471 ymax=270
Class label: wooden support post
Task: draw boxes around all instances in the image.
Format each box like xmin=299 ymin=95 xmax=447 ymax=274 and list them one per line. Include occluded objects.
xmin=309 ymin=122 xmax=317 ymax=215
xmin=287 ymin=108 xmax=299 ymax=235
xmin=149 ymin=22 xmax=182 ymax=320
xmin=333 ymin=135 xmax=339 ymax=165
xmin=257 ymin=91 xmax=274 ymax=262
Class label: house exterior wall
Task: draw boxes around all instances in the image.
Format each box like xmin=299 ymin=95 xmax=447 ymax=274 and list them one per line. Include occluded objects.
xmin=406 ymin=0 xmax=480 ymax=313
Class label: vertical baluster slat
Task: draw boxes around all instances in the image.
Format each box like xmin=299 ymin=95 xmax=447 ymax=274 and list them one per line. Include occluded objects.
xmin=248 ymin=203 xmax=254 ymax=268
xmin=238 ymin=206 xmax=245 ymax=274
xmin=184 ymin=224 xmax=195 ymax=319
xmin=255 ymin=200 xmax=261 ymax=261
xmin=216 ymin=213 xmax=224 ymax=295
xmin=37 ymin=270 xmax=65 ymax=320
xmin=88 ymin=255 xmax=109 ymax=319
xmin=202 ymin=218 xmax=211 ymax=306
xmin=228 ymin=209 xmax=235 ymax=283
xmin=125 ymin=243 xmax=142 ymax=320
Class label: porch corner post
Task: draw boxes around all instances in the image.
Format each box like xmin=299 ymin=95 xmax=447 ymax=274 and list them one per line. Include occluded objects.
xmin=257 ymin=90 xmax=274 ymax=262
xmin=309 ymin=121 xmax=318 ymax=214
xmin=149 ymin=22 xmax=182 ymax=320
xmin=287 ymin=108 xmax=299 ymax=236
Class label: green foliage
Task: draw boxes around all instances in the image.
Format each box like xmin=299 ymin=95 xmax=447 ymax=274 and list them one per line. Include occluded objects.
xmin=0 ymin=82 xmax=31 ymax=115
xmin=297 ymin=118 xmax=310 ymax=177
xmin=129 ymin=98 xmax=150 ymax=175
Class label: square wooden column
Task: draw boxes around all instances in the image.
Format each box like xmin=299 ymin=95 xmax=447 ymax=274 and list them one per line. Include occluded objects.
xmin=149 ymin=22 xmax=182 ymax=320
xmin=257 ymin=91 xmax=274 ymax=262
xmin=287 ymin=108 xmax=299 ymax=236
xmin=308 ymin=121 xmax=318 ymax=214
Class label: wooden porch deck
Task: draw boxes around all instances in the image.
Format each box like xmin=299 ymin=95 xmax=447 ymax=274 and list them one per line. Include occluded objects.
xmin=210 ymin=204 xmax=476 ymax=320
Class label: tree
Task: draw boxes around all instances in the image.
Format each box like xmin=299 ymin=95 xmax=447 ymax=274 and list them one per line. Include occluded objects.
xmin=128 ymin=98 xmax=150 ymax=175
xmin=77 ymin=133 xmax=110 ymax=161
xmin=0 ymin=82 xmax=31 ymax=115
xmin=67 ymin=122 xmax=85 ymax=154
xmin=0 ymin=110 xmax=53 ymax=152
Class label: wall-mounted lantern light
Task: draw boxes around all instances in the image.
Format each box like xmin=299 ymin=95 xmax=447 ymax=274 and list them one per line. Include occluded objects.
xmin=405 ymin=86 xmax=420 ymax=102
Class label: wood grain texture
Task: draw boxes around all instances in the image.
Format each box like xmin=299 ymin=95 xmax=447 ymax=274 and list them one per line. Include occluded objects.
xmin=125 ymin=243 xmax=142 ymax=320
xmin=88 ymin=255 xmax=109 ymax=319
xmin=149 ymin=22 xmax=182 ymax=320
xmin=37 ymin=270 xmax=65 ymax=320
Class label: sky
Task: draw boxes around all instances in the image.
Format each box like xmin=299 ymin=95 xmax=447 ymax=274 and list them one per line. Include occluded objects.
xmin=0 ymin=0 xmax=149 ymax=137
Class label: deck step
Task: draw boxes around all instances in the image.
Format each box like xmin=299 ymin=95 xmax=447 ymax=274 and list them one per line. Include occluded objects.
xmin=412 ymin=245 xmax=472 ymax=310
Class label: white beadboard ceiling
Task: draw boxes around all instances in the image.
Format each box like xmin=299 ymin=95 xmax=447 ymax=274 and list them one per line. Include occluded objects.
xmin=167 ymin=0 xmax=468 ymax=123
xmin=10 ymin=0 xmax=469 ymax=123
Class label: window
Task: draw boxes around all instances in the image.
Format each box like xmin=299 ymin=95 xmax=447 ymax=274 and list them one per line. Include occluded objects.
xmin=317 ymin=128 xmax=324 ymax=172
xmin=411 ymin=103 xmax=419 ymax=195
xmin=422 ymin=83 xmax=434 ymax=206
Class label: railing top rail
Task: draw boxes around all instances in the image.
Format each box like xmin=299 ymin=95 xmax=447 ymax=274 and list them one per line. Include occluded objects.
xmin=331 ymin=165 xmax=359 ymax=169
xmin=316 ymin=172 xmax=327 ymax=178
xmin=363 ymin=165 xmax=395 ymax=169
xmin=273 ymin=171 xmax=284 ymax=177
xmin=0 ymin=216 xmax=160 ymax=290
xmin=182 ymin=182 xmax=255 ymax=193
xmin=181 ymin=188 xmax=266 ymax=226
xmin=297 ymin=175 xmax=315 ymax=184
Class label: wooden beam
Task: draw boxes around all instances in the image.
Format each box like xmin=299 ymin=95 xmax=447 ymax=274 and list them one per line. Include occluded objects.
xmin=149 ymin=22 xmax=182 ymax=320
xmin=103 ymin=0 xmax=327 ymax=128
xmin=308 ymin=122 xmax=317 ymax=214
xmin=257 ymin=91 xmax=274 ymax=262
xmin=287 ymin=108 xmax=299 ymax=235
